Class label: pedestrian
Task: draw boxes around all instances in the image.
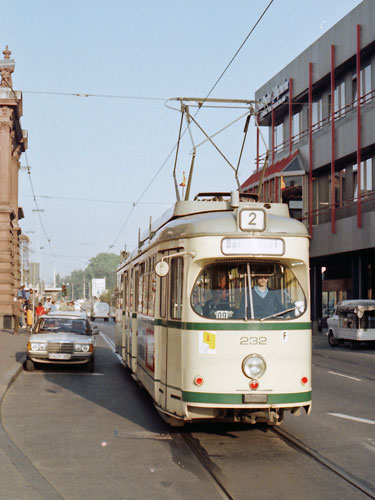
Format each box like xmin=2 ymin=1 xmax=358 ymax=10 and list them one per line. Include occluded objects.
xmin=25 ymin=301 xmax=33 ymax=327
xmin=44 ymin=297 xmax=52 ymax=311
xmin=36 ymin=302 xmax=46 ymax=317
xmin=17 ymin=285 xmax=27 ymax=300
xmin=13 ymin=297 xmax=24 ymax=335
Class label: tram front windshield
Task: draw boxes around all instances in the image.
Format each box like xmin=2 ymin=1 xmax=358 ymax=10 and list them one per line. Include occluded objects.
xmin=191 ymin=262 xmax=306 ymax=321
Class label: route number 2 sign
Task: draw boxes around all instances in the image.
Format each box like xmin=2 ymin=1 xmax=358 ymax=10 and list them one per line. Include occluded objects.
xmin=239 ymin=209 xmax=265 ymax=231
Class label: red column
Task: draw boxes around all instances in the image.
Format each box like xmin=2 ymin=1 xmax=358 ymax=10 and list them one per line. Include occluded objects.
xmin=308 ymin=63 xmax=313 ymax=237
xmin=256 ymin=121 xmax=259 ymax=171
xmin=356 ymin=24 xmax=362 ymax=228
xmin=275 ymin=177 xmax=278 ymax=203
xmin=289 ymin=78 xmax=293 ymax=154
xmin=271 ymin=107 xmax=275 ymax=164
xmin=330 ymin=45 xmax=336 ymax=234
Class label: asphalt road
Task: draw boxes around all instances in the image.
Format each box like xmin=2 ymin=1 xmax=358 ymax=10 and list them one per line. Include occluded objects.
xmin=1 ymin=323 xmax=374 ymax=500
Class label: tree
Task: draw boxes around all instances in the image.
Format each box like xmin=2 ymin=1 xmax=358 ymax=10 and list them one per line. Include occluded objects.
xmin=61 ymin=252 xmax=120 ymax=301
xmin=85 ymin=253 xmax=120 ymax=291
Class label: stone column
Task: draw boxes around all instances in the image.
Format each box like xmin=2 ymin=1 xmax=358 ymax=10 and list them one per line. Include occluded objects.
xmin=0 ymin=46 xmax=27 ymax=329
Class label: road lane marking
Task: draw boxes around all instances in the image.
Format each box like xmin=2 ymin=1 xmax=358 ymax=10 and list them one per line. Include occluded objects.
xmin=100 ymin=332 xmax=116 ymax=351
xmin=24 ymin=372 xmax=103 ymax=376
xmin=327 ymin=413 xmax=375 ymax=424
xmin=328 ymin=370 xmax=361 ymax=381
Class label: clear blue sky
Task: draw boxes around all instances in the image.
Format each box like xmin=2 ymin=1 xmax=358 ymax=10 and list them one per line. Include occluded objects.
xmin=2 ymin=0 xmax=362 ymax=282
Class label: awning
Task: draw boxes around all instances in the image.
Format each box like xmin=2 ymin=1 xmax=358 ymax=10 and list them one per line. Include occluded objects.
xmin=241 ymin=150 xmax=300 ymax=191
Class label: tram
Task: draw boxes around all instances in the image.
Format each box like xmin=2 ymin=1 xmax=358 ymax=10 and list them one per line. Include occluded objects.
xmin=114 ymin=191 xmax=312 ymax=426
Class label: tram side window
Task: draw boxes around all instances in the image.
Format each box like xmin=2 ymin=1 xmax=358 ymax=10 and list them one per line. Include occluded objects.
xmin=137 ymin=262 xmax=149 ymax=315
xmin=160 ymin=275 xmax=166 ymax=318
xmin=119 ymin=273 xmax=125 ymax=310
xmin=124 ymin=272 xmax=129 ymax=313
xmin=129 ymin=269 xmax=134 ymax=312
xmin=170 ymin=257 xmax=184 ymax=320
xmin=134 ymin=268 xmax=139 ymax=313
xmin=147 ymin=257 xmax=156 ymax=316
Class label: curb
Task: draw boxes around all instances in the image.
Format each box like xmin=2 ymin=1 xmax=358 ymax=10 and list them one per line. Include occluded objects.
xmin=0 ymin=356 xmax=26 ymax=407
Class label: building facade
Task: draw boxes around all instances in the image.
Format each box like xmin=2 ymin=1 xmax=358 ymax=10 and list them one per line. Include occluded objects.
xmin=0 ymin=47 xmax=27 ymax=329
xmin=242 ymin=0 xmax=375 ymax=329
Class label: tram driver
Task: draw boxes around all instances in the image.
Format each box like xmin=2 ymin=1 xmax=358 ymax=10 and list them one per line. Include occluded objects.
xmin=252 ymin=276 xmax=284 ymax=318
xmin=239 ymin=275 xmax=293 ymax=320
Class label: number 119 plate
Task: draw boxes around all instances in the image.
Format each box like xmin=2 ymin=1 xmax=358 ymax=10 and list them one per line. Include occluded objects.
xmin=239 ymin=209 xmax=265 ymax=231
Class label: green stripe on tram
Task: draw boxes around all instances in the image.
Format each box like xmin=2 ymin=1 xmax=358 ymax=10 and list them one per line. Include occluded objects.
xmin=153 ymin=319 xmax=311 ymax=331
xmin=182 ymin=391 xmax=312 ymax=404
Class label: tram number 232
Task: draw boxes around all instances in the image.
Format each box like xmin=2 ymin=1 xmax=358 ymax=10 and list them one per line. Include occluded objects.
xmin=240 ymin=336 xmax=267 ymax=345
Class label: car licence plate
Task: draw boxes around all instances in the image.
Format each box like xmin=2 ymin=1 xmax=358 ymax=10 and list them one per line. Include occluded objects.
xmin=49 ymin=353 xmax=71 ymax=360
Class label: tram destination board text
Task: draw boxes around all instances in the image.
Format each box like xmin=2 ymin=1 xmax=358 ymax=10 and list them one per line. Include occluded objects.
xmin=221 ymin=237 xmax=284 ymax=256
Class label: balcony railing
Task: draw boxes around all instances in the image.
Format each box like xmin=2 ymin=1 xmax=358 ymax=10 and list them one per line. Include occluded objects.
xmin=298 ymin=189 xmax=375 ymax=224
xmin=255 ymin=89 xmax=375 ymax=164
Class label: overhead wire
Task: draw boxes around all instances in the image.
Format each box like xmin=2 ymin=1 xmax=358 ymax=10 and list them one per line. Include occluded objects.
xmin=23 ymin=90 xmax=165 ymax=101
xmin=108 ymin=0 xmax=275 ymax=249
xmin=19 ymin=194 xmax=171 ymax=205
xmin=24 ymin=151 xmax=55 ymax=258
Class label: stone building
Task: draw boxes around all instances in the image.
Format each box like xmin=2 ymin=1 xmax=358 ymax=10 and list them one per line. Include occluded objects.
xmin=0 ymin=46 xmax=27 ymax=329
xmin=241 ymin=0 xmax=375 ymax=330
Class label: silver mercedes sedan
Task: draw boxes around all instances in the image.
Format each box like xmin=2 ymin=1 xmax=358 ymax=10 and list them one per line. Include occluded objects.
xmin=25 ymin=311 xmax=99 ymax=372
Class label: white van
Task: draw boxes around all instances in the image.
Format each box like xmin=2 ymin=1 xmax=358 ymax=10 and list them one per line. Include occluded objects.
xmin=327 ymin=299 xmax=375 ymax=348
xmin=91 ymin=302 xmax=110 ymax=322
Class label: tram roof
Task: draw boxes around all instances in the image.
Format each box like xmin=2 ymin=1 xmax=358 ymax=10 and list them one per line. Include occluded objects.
xmin=118 ymin=197 xmax=308 ymax=267
xmin=142 ymin=198 xmax=294 ymax=242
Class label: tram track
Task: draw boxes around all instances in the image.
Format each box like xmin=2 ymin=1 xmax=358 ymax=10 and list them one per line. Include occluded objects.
xmin=179 ymin=431 xmax=236 ymax=500
xmin=177 ymin=424 xmax=375 ymax=500
xmin=272 ymin=426 xmax=375 ymax=500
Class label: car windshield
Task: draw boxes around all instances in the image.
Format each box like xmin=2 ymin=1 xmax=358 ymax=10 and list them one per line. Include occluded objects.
xmin=191 ymin=261 xmax=306 ymax=321
xmin=36 ymin=318 xmax=90 ymax=335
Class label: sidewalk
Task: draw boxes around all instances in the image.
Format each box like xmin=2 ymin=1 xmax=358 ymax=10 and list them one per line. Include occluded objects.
xmin=0 ymin=327 xmax=28 ymax=406
xmin=0 ymin=328 xmax=44 ymax=500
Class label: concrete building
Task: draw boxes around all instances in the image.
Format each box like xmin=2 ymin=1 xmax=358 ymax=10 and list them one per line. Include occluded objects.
xmin=241 ymin=0 xmax=375 ymax=329
xmin=0 ymin=46 xmax=27 ymax=329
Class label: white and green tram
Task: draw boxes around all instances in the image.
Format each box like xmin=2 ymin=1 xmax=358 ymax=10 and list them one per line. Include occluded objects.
xmin=115 ymin=192 xmax=311 ymax=426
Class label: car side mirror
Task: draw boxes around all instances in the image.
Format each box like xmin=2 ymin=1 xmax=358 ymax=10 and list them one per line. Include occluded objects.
xmin=92 ymin=326 xmax=99 ymax=335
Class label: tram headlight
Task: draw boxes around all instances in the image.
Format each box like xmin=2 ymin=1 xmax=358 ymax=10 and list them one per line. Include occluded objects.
xmin=242 ymin=354 xmax=266 ymax=380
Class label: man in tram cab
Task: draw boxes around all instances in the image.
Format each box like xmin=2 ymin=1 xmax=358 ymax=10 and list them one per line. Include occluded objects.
xmin=252 ymin=276 xmax=284 ymax=318
xmin=203 ymin=288 xmax=230 ymax=318
xmin=239 ymin=276 xmax=291 ymax=320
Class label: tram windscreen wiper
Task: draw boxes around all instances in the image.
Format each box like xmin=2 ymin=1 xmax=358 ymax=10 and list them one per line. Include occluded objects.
xmin=259 ymin=306 xmax=295 ymax=322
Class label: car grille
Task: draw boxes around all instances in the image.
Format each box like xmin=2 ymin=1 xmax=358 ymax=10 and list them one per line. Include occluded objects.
xmin=47 ymin=342 xmax=74 ymax=354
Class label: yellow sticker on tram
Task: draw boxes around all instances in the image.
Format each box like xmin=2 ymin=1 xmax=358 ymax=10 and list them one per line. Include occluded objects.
xmin=199 ymin=331 xmax=217 ymax=354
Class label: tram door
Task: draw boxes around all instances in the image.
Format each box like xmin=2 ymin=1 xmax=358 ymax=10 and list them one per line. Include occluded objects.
xmin=130 ymin=267 xmax=138 ymax=373
xmin=158 ymin=253 xmax=184 ymax=413
xmin=166 ymin=256 xmax=184 ymax=413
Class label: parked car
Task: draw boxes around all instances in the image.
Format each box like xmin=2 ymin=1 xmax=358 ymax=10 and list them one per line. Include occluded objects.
xmin=25 ymin=311 xmax=99 ymax=371
xmin=110 ymin=307 xmax=116 ymax=322
xmin=91 ymin=301 xmax=110 ymax=322
xmin=327 ymin=299 xmax=375 ymax=349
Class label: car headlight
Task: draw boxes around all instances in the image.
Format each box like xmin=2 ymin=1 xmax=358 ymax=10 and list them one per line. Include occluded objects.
xmin=30 ymin=342 xmax=46 ymax=351
xmin=242 ymin=354 xmax=266 ymax=379
xmin=74 ymin=344 xmax=91 ymax=353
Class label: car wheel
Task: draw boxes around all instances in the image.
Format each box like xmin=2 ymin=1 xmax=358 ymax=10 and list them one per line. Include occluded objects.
xmin=328 ymin=331 xmax=338 ymax=347
xmin=85 ymin=359 xmax=94 ymax=372
xmin=25 ymin=359 xmax=35 ymax=371
xmin=105 ymin=318 xmax=109 ymax=322
xmin=91 ymin=317 xmax=95 ymax=322
xmin=348 ymin=340 xmax=359 ymax=350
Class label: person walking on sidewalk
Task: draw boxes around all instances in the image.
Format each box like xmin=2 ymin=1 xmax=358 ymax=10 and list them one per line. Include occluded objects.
xmin=13 ymin=297 xmax=24 ymax=335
